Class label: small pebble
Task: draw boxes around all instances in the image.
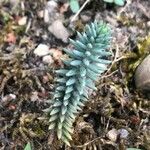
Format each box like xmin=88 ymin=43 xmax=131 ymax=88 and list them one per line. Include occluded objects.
xmin=42 ymin=55 xmax=54 ymax=64
xmin=9 ymin=94 xmax=16 ymax=99
xmin=48 ymin=20 xmax=70 ymax=43
xmin=147 ymin=21 xmax=150 ymax=27
xmin=38 ymin=10 xmax=44 ymax=18
xmin=47 ymin=0 xmax=58 ymax=11
xmin=118 ymin=128 xmax=129 ymax=139
xmin=34 ymin=44 xmax=50 ymax=57
xmin=2 ymin=94 xmax=16 ymax=106
xmin=44 ymin=0 xmax=58 ymax=23
xmin=30 ymin=92 xmax=39 ymax=102
xmin=135 ymin=54 xmax=150 ymax=91
xmin=106 ymin=129 xmax=118 ymax=142
xmin=44 ymin=9 xmax=50 ymax=23
xmin=18 ymin=16 xmax=27 ymax=26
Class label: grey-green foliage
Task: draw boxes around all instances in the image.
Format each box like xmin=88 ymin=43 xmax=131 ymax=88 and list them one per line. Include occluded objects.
xmin=44 ymin=21 xmax=112 ymax=146
xmin=69 ymin=0 xmax=80 ymax=13
xmin=103 ymin=0 xmax=125 ymax=6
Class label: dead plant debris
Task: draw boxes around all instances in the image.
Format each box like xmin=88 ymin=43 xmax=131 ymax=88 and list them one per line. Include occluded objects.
xmin=0 ymin=0 xmax=150 ymax=150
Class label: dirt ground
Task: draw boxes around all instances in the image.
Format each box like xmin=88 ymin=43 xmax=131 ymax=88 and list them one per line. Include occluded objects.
xmin=0 ymin=0 xmax=150 ymax=150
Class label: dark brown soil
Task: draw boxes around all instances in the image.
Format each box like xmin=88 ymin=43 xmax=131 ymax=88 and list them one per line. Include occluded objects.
xmin=0 ymin=0 xmax=150 ymax=150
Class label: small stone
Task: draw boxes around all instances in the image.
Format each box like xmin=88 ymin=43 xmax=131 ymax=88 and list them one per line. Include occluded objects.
xmin=118 ymin=129 xmax=129 ymax=139
xmin=30 ymin=92 xmax=39 ymax=102
xmin=48 ymin=20 xmax=70 ymax=43
xmin=34 ymin=44 xmax=50 ymax=57
xmin=2 ymin=94 xmax=16 ymax=106
xmin=18 ymin=16 xmax=27 ymax=26
xmin=147 ymin=21 xmax=150 ymax=27
xmin=106 ymin=129 xmax=118 ymax=142
xmin=9 ymin=94 xmax=16 ymax=99
xmin=38 ymin=10 xmax=44 ymax=18
xmin=47 ymin=0 xmax=58 ymax=11
xmin=44 ymin=9 xmax=50 ymax=23
xmin=42 ymin=55 xmax=54 ymax=64
xmin=44 ymin=0 xmax=58 ymax=23
xmin=135 ymin=54 xmax=150 ymax=91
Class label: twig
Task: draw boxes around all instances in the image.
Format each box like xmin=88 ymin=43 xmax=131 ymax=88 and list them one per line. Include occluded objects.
xmin=0 ymin=75 xmax=12 ymax=93
xmin=0 ymin=54 xmax=15 ymax=60
xmin=73 ymin=137 xmax=102 ymax=148
xmin=101 ymin=44 xmax=119 ymax=77
xmin=71 ymin=0 xmax=91 ymax=22
xmin=22 ymin=67 xmax=50 ymax=76
xmin=100 ymin=69 xmax=118 ymax=79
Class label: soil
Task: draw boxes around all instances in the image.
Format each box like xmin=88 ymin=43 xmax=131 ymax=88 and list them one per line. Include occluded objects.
xmin=0 ymin=0 xmax=150 ymax=150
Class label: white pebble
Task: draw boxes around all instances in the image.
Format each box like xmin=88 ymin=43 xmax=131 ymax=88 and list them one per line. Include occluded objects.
xmin=18 ymin=16 xmax=27 ymax=26
xmin=9 ymin=94 xmax=16 ymax=99
xmin=118 ymin=129 xmax=129 ymax=139
xmin=42 ymin=55 xmax=54 ymax=64
xmin=106 ymin=129 xmax=118 ymax=142
xmin=44 ymin=9 xmax=50 ymax=23
xmin=30 ymin=92 xmax=39 ymax=102
xmin=44 ymin=0 xmax=58 ymax=23
xmin=47 ymin=0 xmax=57 ymax=10
xmin=147 ymin=21 xmax=150 ymax=27
xmin=34 ymin=44 xmax=50 ymax=57
xmin=38 ymin=10 xmax=44 ymax=18
xmin=48 ymin=20 xmax=70 ymax=43
xmin=2 ymin=94 xmax=16 ymax=103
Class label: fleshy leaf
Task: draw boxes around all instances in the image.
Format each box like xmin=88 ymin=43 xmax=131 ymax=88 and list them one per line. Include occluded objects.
xmin=69 ymin=0 xmax=80 ymax=13
xmin=66 ymin=69 xmax=77 ymax=76
xmin=66 ymin=78 xmax=76 ymax=86
xmin=114 ymin=0 xmax=125 ymax=6
xmin=45 ymin=21 xmax=112 ymax=146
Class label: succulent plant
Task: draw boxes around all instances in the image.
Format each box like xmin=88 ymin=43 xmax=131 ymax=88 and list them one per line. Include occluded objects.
xmin=44 ymin=21 xmax=112 ymax=146
xmin=103 ymin=0 xmax=125 ymax=6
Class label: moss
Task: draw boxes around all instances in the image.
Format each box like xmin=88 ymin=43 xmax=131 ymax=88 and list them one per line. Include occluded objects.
xmin=122 ymin=35 xmax=150 ymax=85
